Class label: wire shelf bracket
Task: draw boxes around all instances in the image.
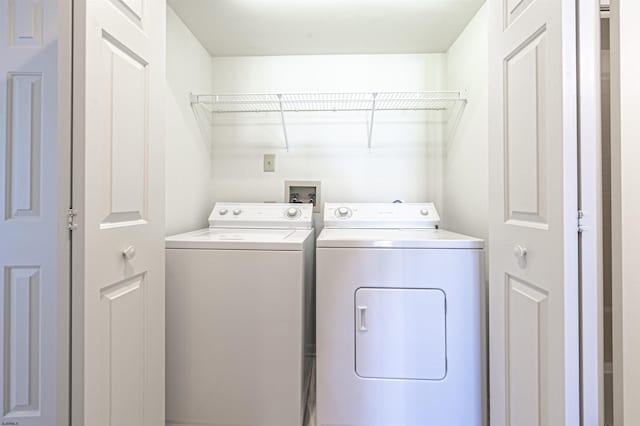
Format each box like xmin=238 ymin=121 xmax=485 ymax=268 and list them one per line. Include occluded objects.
xmin=277 ymin=94 xmax=289 ymax=152
xmin=367 ymin=93 xmax=378 ymax=149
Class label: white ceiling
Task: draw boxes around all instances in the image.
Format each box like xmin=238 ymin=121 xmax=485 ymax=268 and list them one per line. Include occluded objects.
xmin=167 ymin=0 xmax=486 ymax=57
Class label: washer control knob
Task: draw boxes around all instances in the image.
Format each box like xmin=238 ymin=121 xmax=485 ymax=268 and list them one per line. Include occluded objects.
xmin=286 ymin=207 xmax=300 ymax=218
xmin=420 ymin=208 xmax=429 ymax=216
xmin=233 ymin=209 xmax=242 ymax=216
xmin=219 ymin=208 xmax=228 ymax=215
xmin=337 ymin=207 xmax=351 ymax=217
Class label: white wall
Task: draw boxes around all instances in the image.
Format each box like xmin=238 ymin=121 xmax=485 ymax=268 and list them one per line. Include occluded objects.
xmin=443 ymin=3 xmax=489 ymax=242
xmin=208 ymin=54 xmax=448 ymax=222
xmin=165 ymin=6 xmax=214 ymax=235
xmin=166 ymin=10 xmax=488 ymax=232
xmin=443 ymin=3 xmax=488 ymax=306
xmin=443 ymin=7 xmax=489 ymax=422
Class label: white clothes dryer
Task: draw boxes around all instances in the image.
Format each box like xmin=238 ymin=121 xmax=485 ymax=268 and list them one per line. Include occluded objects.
xmin=166 ymin=203 xmax=315 ymax=426
xmin=316 ymin=203 xmax=484 ymax=426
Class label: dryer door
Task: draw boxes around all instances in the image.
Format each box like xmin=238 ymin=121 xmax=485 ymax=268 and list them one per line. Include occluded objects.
xmin=355 ymin=288 xmax=446 ymax=380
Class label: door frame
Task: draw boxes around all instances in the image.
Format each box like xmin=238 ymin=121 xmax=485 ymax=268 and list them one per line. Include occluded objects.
xmin=70 ymin=1 xmax=87 ymax=422
xmin=610 ymin=0 xmax=640 ymax=424
xmin=577 ymin=0 xmax=604 ymax=425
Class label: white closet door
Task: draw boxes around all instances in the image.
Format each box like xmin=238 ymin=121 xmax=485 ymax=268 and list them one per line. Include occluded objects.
xmin=0 ymin=1 xmax=70 ymax=425
xmin=488 ymin=0 xmax=580 ymax=425
xmin=72 ymin=0 xmax=165 ymax=425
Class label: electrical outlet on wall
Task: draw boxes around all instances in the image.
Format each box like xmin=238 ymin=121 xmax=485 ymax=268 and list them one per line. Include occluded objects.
xmin=263 ymin=154 xmax=276 ymax=172
xmin=285 ymin=180 xmax=321 ymax=213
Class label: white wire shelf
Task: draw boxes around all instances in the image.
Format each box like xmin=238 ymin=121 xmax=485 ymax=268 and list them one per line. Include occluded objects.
xmin=190 ymin=91 xmax=468 ymax=150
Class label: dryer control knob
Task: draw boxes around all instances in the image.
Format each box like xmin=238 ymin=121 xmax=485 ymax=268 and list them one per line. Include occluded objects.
xmin=337 ymin=207 xmax=351 ymax=217
xmin=420 ymin=208 xmax=429 ymax=216
xmin=233 ymin=209 xmax=242 ymax=216
xmin=219 ymin=208 xmax=228 ymax=215
xmin=286 ymin=207 xmax=300 ymax=218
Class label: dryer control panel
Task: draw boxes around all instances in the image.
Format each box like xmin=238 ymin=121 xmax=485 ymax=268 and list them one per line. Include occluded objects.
xmin=209 ymin=203 xmax=313 ymax=229
xmin=323 ymin=203 xmax=440 ymax=229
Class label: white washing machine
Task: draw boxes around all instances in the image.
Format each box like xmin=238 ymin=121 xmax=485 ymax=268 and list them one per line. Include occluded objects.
xmin=166 ymin=203 xmax=315 ymax=426
xmin=316 ymin=203 xmax=484 ymax=426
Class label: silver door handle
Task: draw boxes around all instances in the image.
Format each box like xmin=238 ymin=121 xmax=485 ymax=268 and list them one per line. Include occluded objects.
xmin=357 ymin=306 xmax=367 ymax=332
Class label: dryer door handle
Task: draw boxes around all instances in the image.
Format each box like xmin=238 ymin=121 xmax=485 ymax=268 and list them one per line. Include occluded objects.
xmin=357 ymin=306 xmax=368 ymax=332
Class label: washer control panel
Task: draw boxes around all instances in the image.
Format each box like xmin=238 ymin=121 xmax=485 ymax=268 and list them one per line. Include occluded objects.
xmin=324 ymin=203 xmax=440 ymax=229
xmin=209 ymin=203 xmax=313 ymax=229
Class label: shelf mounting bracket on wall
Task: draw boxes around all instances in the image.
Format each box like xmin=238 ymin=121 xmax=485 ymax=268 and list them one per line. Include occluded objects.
xmin=367 ymin=92 xmax=378 ymax=149
xmin=277 ymin=94 xmax=290 ymax=152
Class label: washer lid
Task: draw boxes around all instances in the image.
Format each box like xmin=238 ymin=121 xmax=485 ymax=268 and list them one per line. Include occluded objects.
xmin=166 ymin=227 xmax=313 ymax=250
xmin=316 ymin=228 xmax=483 ymax=249
xmin=323 ymin=203 xmax=440 ymax=229
xmin=208 ymin=202 xmax=313 ymax=229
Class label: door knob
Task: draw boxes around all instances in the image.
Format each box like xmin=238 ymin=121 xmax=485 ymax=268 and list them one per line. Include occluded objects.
xmin=123 ymin=245 xmax=136 ymax=260
xmin=513 ymin=244 xmax=527 ymax=259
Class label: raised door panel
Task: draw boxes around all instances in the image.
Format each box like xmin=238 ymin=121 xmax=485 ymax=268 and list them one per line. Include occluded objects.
xmin=506 ymin=275 xmax=548 ymax=426
xmin=505 ymin=0 xmax=535 ymax=28
xmin=5 ymin=0 xmax=43 ymax=47
xmin=99 ymin=32 xmax=149 ymax=228
xmin=5 ymin=73 xmax=42 ymax=220
xmin=1 ymin=267 xmax=41 ymax=418
xmin=504 ymin=29 xmax=548 ymax=228
xmin=100 ymin=274 xmax=146 ymax=426
xmin=107 ymin=0 xmax=148 ymax=30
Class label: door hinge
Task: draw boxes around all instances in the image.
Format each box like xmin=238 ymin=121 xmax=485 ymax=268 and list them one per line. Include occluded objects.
xmin=67 ymin=209 xmax=78 ymax=231
xmin=578 ymin=210 xmax=586 ymax=233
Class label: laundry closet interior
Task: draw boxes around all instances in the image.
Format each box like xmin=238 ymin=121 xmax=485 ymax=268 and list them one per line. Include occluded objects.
xmin=164 ymin=1 xmax=489 ymax=425
xmin=164 ymin=1 xmax=488 ymax=239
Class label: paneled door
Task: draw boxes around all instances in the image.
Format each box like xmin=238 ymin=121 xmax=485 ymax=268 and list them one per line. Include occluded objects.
xmin=0 ymin=1 xmax=71 ymax=425
xmin=488 ymin=0 xmax=580 ymax=425
xmin=72 ymin=0 xmax=165 ymax=425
